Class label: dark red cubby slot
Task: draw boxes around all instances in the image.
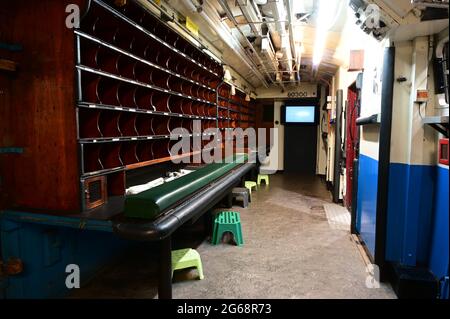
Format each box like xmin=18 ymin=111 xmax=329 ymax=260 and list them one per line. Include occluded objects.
xmin=205 ymin=119 xmax=217 ymax=131
xmin=169 ymin=118 xmax=187 ymax=136
xmin=78 ymin=108 xmax=102 ymax=139
xmin=181 ymin=82 xmax=194 ymax=96
xmin=152 ymin=116 xmax=170 ymax=135
xmin=92 ymin=15 xmax=120 ymax=44
xmin=219 ymin=108 xmax=227 ymax=118
xmin=152 ymin=139 xmax=170 ymax=158
xmin=182 ymin=100 xmax=193 ymax=115
xmin=209 ymin=78 xmax=220 ymax=89
xmin=120 ymin=141 xmax=139 ymax=165
xmin=116 ymin=54 xmax=135 ymax=79
xmin=182 ymin=64 xmax=197 ymax=78
xmin=165 ymin=31 xmax=179 ymax=47
xmin=151 ymin=92 xmax=171 ymax=113
xmin=136 ymin=141 xmax=154 ymax=161
xmin=96 ymin=77 xmax=120 ymax=106
xmin=190 ymin=102 xmax=202 ymax=116
xmin=79 ymin=39 xmax=99 ymax=69
xmin=133 ymin=87 xmax=155 ymax=110
xmin=184 ymin=119 xmax=194 ymax=134
xmin=140 ymin=10 xmax=159 ymax=33
xmin=133 ymin=61 xmax=152 ymax=84
xmin=135 ymin=114 xmax=154 ymax=136
xmin=143 ymin=40 xmax=161 ymax=64
xmin=155 ymin=49 xmax=172 ymax=70
xmin=118 ymin=112 xmax=138 ymax=137
xmin=99 ymin=143 xmax=123 ymax=169
xmin=98 ymin=110 xmax=121 ymax=138
xmin=113 ymin=27 xmax=133 ymax=51
xmin=154 ymin=21 xmax=170 ymax=42
xmin=190 ymin=85 xmax=200 ymax=99
xmin=151 ymin=69 xmax=171 ymax=89
xmin=119 ymin=0 xmax=145 ymax=24
xmin=117 ymin=82 xmax=136 ymax=108
xmin=83 ymin=144 xmax=104 ymax=173
xmin=169 ymin=97 xmax=184 ymax=114
xmin=130 ymin=34 xmax=149 ymax=59
xmin=80 ymin=73 xmax=100 ymax=103
xmin=168 ymin=76 xmax=183 ymax=93
xmin=207 ymin=105 xmax=217 ymax=117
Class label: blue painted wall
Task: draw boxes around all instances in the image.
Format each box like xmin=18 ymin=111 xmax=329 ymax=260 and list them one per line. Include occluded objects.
xmin=386 ymin=163 xmax=449 ymax=299
xmin=1 ymin=218 xmax=132 ymax=298
xmin=356 ymin=154 xmax=379 ymax=257
xmin=386 ymin=163 xmax=436 ymax=265
xmin=428 ymin=166 xmax=449 ymax=298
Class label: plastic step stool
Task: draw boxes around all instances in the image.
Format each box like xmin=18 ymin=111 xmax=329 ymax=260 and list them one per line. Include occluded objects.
xmin=212 ymin=211 xmax=244 ymax=246
xmin=231 ymin=187 xmax=249 ymax=207
xmin=171 ymin=248 xmax=204 ymax=280
xmin=244 ymin=181 xmax=257 ymax=201
xmin=257 ymin=174 xmax=269 ymax=186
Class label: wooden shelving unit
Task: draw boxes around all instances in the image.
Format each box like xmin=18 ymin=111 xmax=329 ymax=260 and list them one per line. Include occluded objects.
xmin=0 ymin=0 xmax=257 ymax=214
xmin=75 ymin=0 xmax=226 ymax=209
xmin=217 ymin=82 xmax=256 ymax=148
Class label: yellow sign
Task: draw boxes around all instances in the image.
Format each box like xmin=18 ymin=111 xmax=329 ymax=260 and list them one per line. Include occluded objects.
xmin=186 ymin=16 xmax=199 ymax=37
xmin=154 ymin=0 xmax=161 ymax=5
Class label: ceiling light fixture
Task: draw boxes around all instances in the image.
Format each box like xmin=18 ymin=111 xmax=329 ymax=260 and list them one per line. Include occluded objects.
xmin=224 ymin=68 xmax=232 ymax=81
xmin=312 ymin=0 xmax=339 ymax=66
xmin=231 ymin=85 xmax=236 ymax=96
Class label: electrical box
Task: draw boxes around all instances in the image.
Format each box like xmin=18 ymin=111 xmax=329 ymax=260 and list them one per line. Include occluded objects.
xmin=439 ymin=138 xmax=449 ymax=165
xmin=415 ymin=89 xmax=429 ymax=103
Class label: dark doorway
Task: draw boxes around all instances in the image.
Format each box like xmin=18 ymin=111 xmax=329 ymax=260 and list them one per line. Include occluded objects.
xmin=283 ymin=98 xmax=319 ymax=174
xmin=284 ymin=125 xmax=318 ymax=173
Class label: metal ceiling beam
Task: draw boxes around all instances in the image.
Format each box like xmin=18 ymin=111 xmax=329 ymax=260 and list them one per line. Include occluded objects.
xmin=284 ymin=0 xmax=300 ymax=81
xmin=186 ymin=0 xmax=270 ymax=88
xmin=217 ymin=0 xmax=273 ymax=87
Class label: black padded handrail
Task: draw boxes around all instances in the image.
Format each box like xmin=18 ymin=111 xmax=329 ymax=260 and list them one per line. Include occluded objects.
xmin=112 ymin=162 xmax=255 ymax=241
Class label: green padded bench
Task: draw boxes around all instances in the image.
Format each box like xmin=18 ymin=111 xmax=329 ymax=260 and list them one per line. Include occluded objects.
xmin=124 ymin=154 xmax=248 ymax=220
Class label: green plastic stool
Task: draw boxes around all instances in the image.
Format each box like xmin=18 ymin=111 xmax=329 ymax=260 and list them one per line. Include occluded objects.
xmin=257 ymin=174 xmax=269 ymax=186
xmin=212 ymin=211 xmax=244 ymax=246
xmin=171 ymin=248 xmax=204 ymax=280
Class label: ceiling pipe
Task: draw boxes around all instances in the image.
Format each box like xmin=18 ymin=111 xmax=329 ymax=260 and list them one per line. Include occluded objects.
xmin=285 ymin=0 xmax=301 ymax=81
xmin=217 ymin=0 xmax=274 ymax=86
xmin=235 ymin=0 xmax=264 ymax=36
xmin=411 ymin=0 xmax=450 ymax=9
xmin=185 ymin=0 xmax=269 ymax=88
xmin=263 ymin=0 xmax=294 ymax=83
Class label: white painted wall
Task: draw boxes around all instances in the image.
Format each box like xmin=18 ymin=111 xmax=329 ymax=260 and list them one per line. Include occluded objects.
xmin=390 ymin=33 xmax=448 ymax=167
xmin=256 ymin=84 xmax=318 ymax=99
xmin=358 ymin=37 xmax=387 ymax=162
xmin=316 ymin=85 xmax=328 ymax=175
xmin=274 ymin=101 xmax=284 ymax=171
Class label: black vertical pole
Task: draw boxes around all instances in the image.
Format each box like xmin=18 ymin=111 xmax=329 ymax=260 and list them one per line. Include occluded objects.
xmin=350 ymin=158 xmax=359 ymax=234
xmin=333 ymin=89 xmax=343 ymax=203
xmin=375 ymin=46 xmax=395 ymax=281
xmin=158 ymin=236 xmax=172 ymax=299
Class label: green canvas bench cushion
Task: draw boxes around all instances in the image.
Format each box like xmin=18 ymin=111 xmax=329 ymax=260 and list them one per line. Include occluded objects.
xmin=124 ymin=154 xmax=248 ymax=219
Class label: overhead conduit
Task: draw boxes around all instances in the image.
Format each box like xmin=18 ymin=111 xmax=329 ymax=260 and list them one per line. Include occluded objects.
xmin=186 ymin=0 xmax=270 ymax=87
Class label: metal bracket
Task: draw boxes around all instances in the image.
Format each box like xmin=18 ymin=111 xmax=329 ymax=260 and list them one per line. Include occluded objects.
xmin=0 ymin=148 xmax=24 ymax=154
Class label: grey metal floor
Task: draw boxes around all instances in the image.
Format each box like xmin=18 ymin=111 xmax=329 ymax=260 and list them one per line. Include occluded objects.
xmin=71 ymin=173 xmax=396 ymax=299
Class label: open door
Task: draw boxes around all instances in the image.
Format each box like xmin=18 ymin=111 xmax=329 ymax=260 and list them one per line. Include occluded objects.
xmin=345 ymin=84 xmax=359 ymax=211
